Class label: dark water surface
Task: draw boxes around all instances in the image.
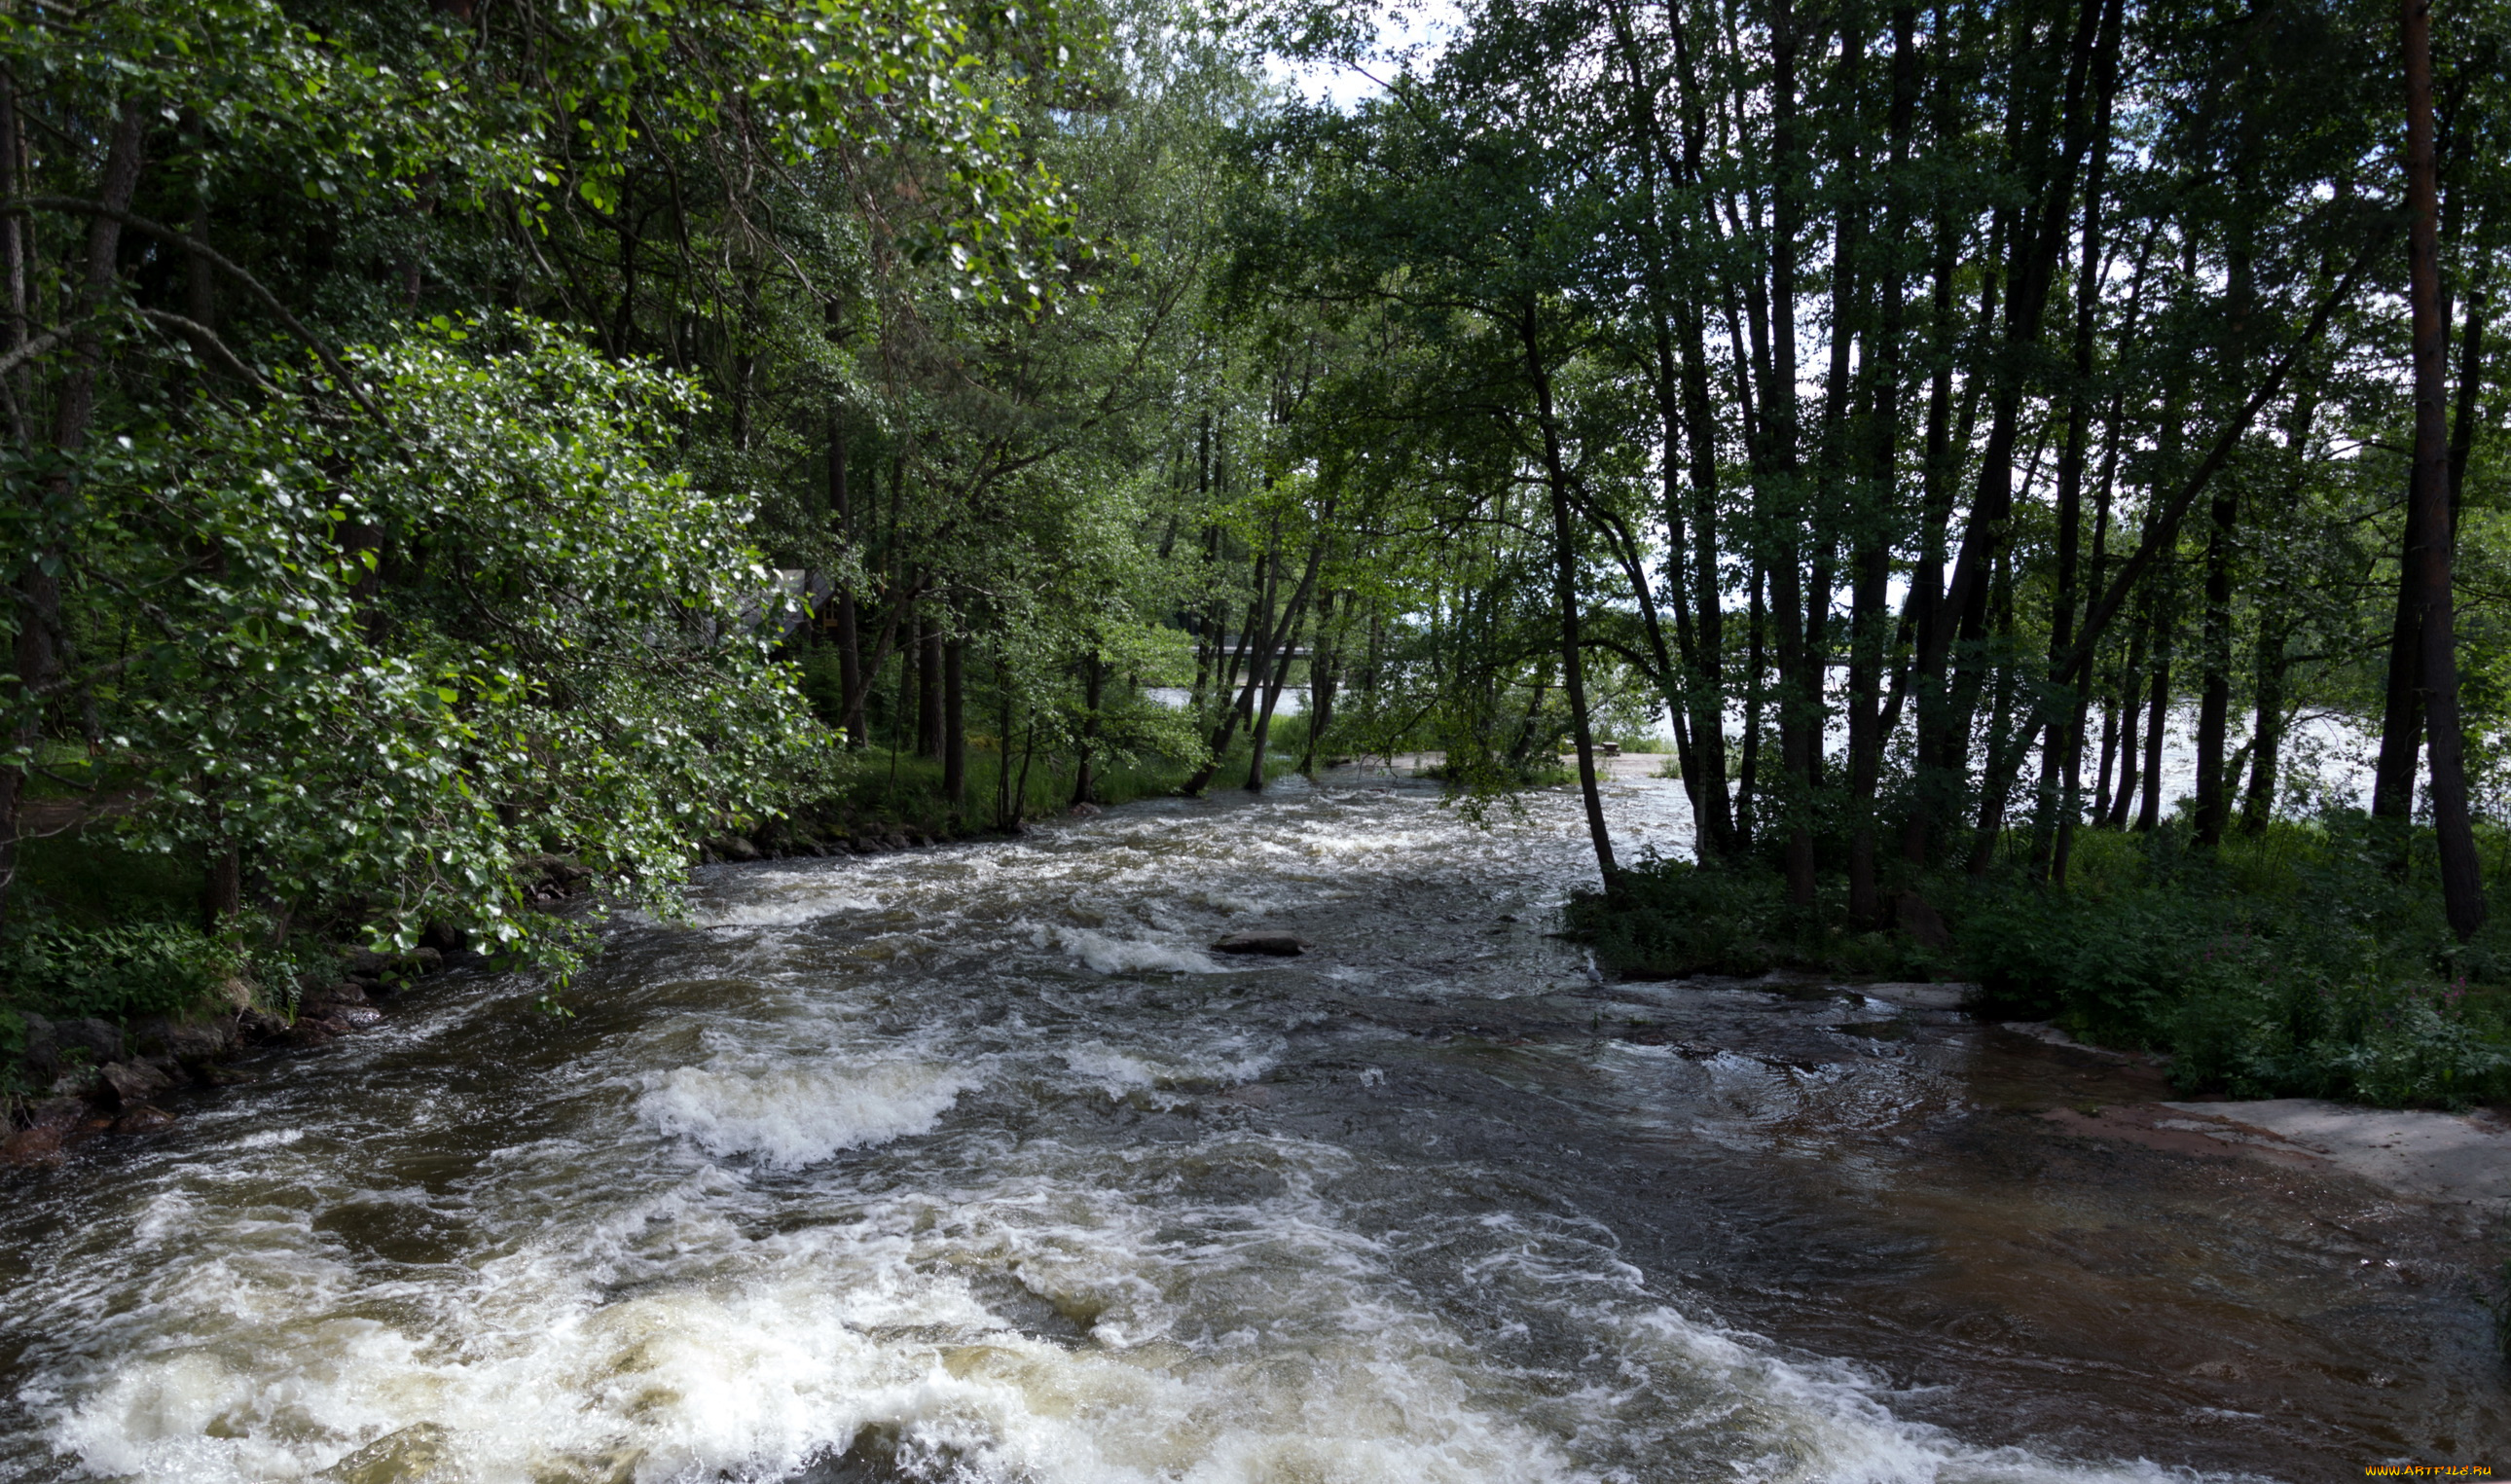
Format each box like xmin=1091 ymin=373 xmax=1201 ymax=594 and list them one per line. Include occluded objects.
xmin=0 ymin=772 xmax=2500 ymax=1482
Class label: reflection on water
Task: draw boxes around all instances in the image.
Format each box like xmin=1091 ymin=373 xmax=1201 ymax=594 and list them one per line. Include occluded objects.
xmin=0 ymin=772 xmax=2498 ymax=1481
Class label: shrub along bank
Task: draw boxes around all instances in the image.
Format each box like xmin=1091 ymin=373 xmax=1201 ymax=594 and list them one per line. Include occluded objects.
xmin=0 ymin=734 xmax=1278 ymax=1156
xmin=1565 ymin=815 xmax=2511 ymax=1109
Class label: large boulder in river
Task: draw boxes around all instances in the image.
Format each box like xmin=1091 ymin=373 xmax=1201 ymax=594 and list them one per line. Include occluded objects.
xmin=49 ymin=1016 xmax=123 ymax=1068
xmin=1213 ymin=931 xmax=1309 ymax=958
xmin=98 ymin=1059 xmax=173 ymax=1106
xmin=706 ymin=833 xmax=763 ymax=862
xmin=127 ymin=1014 xmax=237 ymax=1066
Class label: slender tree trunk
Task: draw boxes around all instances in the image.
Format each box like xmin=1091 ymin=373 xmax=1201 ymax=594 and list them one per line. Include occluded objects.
xmin=831 ymin=417 xmax=866 ymax=746
xmin=2399 ymin=0 xmax=2485 ymax=937
xmin=1845 ymin=0 xmax=1921 ymax=918
xmin=918 ymin=613 xmax=945 ymax=760
xmin=1915 ymin=0 xmax=2114 ymax=873
xmin=995 ymin=665 xmax=1015 ymax=831
xmin=898 ymin=599 xmax=923 ymax=753
xmin=1184 ymin=535 xmax=1320 ymax=796
xmin=1761 ymin=0 xmax=1815 ymax=903
xmin=2239 ymin=620 xmax=2287 ymax=834
xmin=1074 ymin=650 xmax=1105 ymax=806
xmin=2034 ymin=36 xmax=2119 ymax=874
xmin=2194 ymin=196 xmax=2255 ymax=849
xmin=1246 ymin=605 xmax=1309 ymax=792
xmin=2106 ymin=613 xmax=2146 ymax=828
xmin=1522 ymin=304 xmax=1618 ymax=886
xmin=2093 ymin=693 xmax=2120 ymax=823
xmin=1737 ymin=565 xmax=1768 ymax=851
xmin=1299 ymin=591 xmax=1340 ymax=775
xmin=2 ymin=103 xmax=145 ymax=926
xmin=942 ymin=629 xmax=965 ymax=811
xmin=2138 ymin=587 xmax=2171 ymax=832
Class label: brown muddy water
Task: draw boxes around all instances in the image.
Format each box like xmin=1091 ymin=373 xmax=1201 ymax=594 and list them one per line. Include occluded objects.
xmin=0 ymin=771 xmax=2500 ymax=1482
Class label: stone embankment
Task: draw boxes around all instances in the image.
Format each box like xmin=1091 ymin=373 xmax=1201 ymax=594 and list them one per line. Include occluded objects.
xmin=3 ymin=950 xmax=428 ymax=1169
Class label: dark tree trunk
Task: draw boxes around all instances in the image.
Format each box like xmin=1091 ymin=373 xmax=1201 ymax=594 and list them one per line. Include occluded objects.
xmin=1677 ymin=299 xmax=1736 ymax=861
xmin=1299 ymin=592 xmax=1339 ymax=775
xmin=1845 ymin=0 xmax=1918 ymax=923
xmin=830 ymin=417 xmax=866 ymax=747
xmin=1074 ymin=650 xmax=1105 ymax=806
xmin=1246 ymin=604 xmax=1308 ymax=792
xmin=918 ymin=614 xmax=945 ymax=760
xmin=1523 ymin=304 xmax=1617 ymax=886
xmin=1183 ymin=536 xmax=1320 ymax=797
xmin=2106 ymin=613 xmax=2146 ymax=829
xmin=2192 ymin=478 xmax=2238 ymax=847
xmin=201 ymin=849 xmax=242 ymax=934
xmin=2194 ymin=194 xmax=2255 ymax=849
xmin=1737 ymin=566 xmax=1768 ymax=851
xmin=2138 ymin=588 xmax=2170 ymax=832
xmin=2399 ymin=0 xmax=2485 ymax=938
xmin=2034 ymin=23 xmax=2120 ymax=875
xmin=2093 ymin=693 xmax=2120 ymax=823
xmin=1 ymin=103 xmax=145 ymax=927
xmin=942 ymin=631 xmax=965 ymax=809
xmin=2240 ymin=620 xmax=2287 ymax=834
xmin=1914 ymin=0 xmax=2113 ymax=872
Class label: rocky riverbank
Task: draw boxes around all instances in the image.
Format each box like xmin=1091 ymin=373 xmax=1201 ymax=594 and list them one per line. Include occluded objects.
xmin=0 ymin=813 xmax=1003 ymax=1170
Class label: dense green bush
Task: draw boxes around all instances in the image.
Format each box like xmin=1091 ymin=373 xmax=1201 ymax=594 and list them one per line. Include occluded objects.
xmin=1565 ymin=852 xmax=1940 ymax=980
xmin=0 ymin=919 xmax=242 ymax=1027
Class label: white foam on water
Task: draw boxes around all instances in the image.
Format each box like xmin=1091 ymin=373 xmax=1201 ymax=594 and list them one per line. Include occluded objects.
xmin=1048 ymin=924 xmax=1228 ymax=976
xmin=8 ymin=781 xmax=2284 ymax=1484
xmin=639 ymin=1052 xmax=975 ymax=1167
xmin=1062 ymin=1040 xmax=1279 ymax=1098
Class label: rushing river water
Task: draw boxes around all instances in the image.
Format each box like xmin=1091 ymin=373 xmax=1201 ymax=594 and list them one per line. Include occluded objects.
xmin=0 ymin=771 xmax=2503 ymax=1482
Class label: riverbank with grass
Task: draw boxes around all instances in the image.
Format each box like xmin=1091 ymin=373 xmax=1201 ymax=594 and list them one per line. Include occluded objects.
xmin=0 ymin=733 xmax=1308 ymax=1160
xmin=1565 ymin=814 xmax=2511 ymax=1110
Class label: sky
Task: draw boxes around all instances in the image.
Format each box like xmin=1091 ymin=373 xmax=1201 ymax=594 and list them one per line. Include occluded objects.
xmin=1260 ymin=0 xmax=1461 ymax=111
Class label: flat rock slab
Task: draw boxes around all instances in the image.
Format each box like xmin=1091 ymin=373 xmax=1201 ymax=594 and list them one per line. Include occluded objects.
xmin=1997 ymin=1019 xmax=2134 ymax=1060
xmin=1854 ymin=981 xmax=1972 ymax=1012
xmin=1213 ymin=932 xmax=1308 ymax=957
xmin=2159 ymin=1098 xmax=2511 ymax=1209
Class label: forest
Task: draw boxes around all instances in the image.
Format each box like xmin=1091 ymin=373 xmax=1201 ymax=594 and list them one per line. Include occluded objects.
xmin=1 ymin=0 xmax=2508 ymax=1109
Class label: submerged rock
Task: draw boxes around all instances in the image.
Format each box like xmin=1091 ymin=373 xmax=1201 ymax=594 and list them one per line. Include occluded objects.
xmin=112 ymin=1104 xmax=177 ymax=1136
xmin=1 ymin=1124 xmax=64 ymax=1167
xmin=1213 ymin=931 xmax=1309 ymax=958
xmin=316 ymin=1422 xmax=455 ymax=1483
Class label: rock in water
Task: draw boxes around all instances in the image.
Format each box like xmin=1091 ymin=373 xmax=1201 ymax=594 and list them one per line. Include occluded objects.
xmin=705 ymin=833 xmax=763 ymax=862
xmin=0 ymin=1125 xmax=63 ymax=1167
xmin=113 ymin=1104 xmax=177 ymax=1136
xmin=316 ymin=1422 xmax=455 ymax=1483
xmin=99 ymin=1060 xmax=173 ymax=1106
xmin=1213 ymin=931 xmax=1309 ymax=958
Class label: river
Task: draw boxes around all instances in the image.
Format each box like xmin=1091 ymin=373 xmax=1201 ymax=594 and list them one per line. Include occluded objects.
xmin=0 ymin=770 xmax=2500 ymax=1481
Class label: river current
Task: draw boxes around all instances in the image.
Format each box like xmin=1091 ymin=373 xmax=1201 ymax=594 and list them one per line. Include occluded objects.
xmin=0 ymin=771 xmax=2500 ymax=1481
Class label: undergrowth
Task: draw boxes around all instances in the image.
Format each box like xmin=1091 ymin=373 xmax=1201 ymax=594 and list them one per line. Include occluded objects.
xmin=1568 ymin=814 xmax=2511 ymax=1109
